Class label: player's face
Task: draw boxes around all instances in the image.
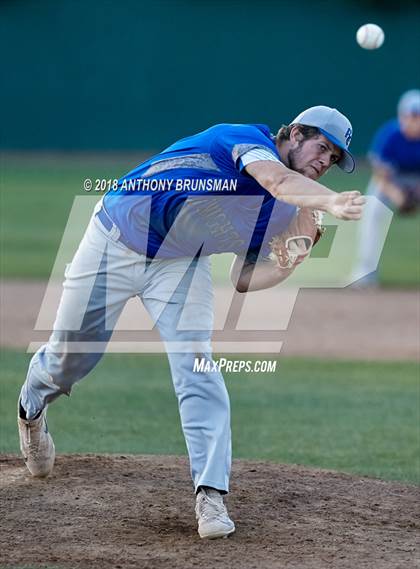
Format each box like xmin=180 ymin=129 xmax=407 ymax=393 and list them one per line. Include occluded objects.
xmin=399 ymin=113 xmax=420 ymax=140
xmin=288 ymin=134 xmax=342 ymax=180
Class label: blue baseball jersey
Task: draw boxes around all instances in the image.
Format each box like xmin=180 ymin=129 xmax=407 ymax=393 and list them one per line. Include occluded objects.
xmin=369 ymin=119 xmax=420 ymax=174
xmin=103 ymin=123 xmax=296 ymax=259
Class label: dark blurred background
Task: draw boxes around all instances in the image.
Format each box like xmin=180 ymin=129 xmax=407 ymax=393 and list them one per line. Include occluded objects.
xmin=1 ymin=0 xmax=419 ymax=153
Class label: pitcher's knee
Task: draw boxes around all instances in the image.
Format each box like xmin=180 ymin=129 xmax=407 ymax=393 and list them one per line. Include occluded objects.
xmin=44 ymin=329 xmax=109 ymax=390
xmin=174 ymin=369 xmax=230 ymax=414
xmin=48 ymin=351 xmax=103 ymax=391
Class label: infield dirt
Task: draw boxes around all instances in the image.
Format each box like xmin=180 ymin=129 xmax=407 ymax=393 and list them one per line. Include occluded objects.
xmin=1 ymin=281 xmax=419 ymax=360
xmin=1 ymin=454 xmax=419 ymax=569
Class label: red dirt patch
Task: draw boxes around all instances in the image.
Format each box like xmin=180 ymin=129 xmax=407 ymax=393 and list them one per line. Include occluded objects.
xmin=1 ymin=454 xmax=419 ymax=569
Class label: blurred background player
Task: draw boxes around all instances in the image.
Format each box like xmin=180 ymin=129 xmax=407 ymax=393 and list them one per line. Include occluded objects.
xmin=353 ymin=89 xmax=420 ymax=286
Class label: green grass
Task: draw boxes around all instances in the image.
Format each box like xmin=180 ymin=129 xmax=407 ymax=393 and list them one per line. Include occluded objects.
xmin=0 ymin=154 xmax=135 ymax=278
xmin=1 ymin=350 xmax=418 ymax=484
xmin=0 ymin=154 xmax=419 ymax=285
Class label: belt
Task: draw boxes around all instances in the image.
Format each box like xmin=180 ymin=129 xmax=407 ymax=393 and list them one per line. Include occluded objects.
xmin=95 ymin=207 xmax=134 ymax=251
xmin=96 ymin=207 xmax=114 ymax=232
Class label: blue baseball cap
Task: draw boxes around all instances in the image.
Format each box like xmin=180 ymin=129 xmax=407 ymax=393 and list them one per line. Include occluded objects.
xmin=290 ymin=105 xmax=355 ymax=173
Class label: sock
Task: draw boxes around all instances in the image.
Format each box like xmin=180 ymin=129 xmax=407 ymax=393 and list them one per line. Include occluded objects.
xmin=19 ymin=401 xmax=42 ymax=421
xmin=198 ymin=485 xmax=226 ymax=496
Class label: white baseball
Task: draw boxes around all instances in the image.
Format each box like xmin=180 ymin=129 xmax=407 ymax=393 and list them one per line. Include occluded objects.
xmin=356 ymin=24 xmax=385 ymax=50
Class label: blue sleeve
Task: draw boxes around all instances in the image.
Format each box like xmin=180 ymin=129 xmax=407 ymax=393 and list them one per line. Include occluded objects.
xmin=369 ymin=120 xmax=399 ymax=166
xmin=210 ymin=124 xmax=278 ymax=174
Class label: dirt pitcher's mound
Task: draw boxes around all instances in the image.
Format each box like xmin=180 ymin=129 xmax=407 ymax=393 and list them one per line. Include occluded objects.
xmin=1 ymin=455 xmax=418 ymax=569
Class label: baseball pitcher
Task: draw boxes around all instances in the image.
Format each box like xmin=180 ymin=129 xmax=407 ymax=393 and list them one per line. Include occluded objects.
xmin=18 ymin=106 xmax=364 ymax=539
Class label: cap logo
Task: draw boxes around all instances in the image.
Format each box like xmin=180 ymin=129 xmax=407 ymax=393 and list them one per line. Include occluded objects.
xmin=344 ymin=127 xmax=352 ymax=147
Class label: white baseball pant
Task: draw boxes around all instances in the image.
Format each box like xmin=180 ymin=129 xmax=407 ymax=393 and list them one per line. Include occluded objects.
xmin=20 ymin=209 xmax=232 ymax=492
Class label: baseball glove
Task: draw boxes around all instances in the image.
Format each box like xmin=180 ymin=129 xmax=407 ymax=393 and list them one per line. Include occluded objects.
xmin=269 ymin=208 xmax=325 ymax=269
xmin=399 ymin=186 xmax=420 ymax=215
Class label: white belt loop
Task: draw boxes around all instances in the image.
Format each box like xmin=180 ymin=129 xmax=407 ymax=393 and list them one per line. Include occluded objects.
xmin=95 ymin=201 xmax=121 ymax=243
xmin=109 ymin=223 xmax=121 ymax=241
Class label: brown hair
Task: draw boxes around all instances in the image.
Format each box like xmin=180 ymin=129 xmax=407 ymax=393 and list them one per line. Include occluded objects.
xmin=276 ymin=123 xmax=320 ymax=143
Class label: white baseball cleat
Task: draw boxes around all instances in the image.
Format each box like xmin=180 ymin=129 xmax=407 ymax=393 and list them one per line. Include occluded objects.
xmin=195 ymin=487 xmax=235 ymax=539
xmin=17 ymin=402 xmax=55 ymax=478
